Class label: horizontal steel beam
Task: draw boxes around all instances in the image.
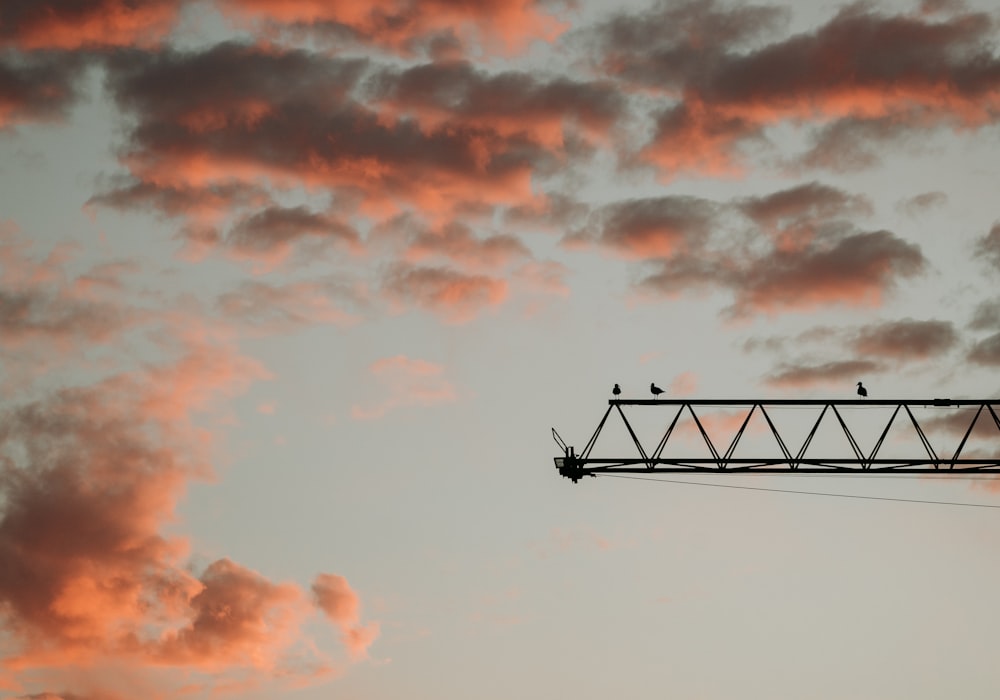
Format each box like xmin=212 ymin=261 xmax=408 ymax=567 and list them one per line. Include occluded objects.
xmin=609 ymin=398 xmax=975 ymax=406
xmin=553 ymin=398 xmax=1000 ymax=482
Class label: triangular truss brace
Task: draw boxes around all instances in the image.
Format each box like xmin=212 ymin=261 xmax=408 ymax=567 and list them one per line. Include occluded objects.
xmin=552 ymin=399 xmax=1000 ymax=483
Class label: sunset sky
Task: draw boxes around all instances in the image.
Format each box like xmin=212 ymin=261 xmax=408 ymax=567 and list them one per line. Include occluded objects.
xmin=5 ymin=0 xmax=1000 ymax=698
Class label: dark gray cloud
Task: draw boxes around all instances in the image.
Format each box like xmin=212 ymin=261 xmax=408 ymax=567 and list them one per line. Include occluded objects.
xmin=851 ymin=318 xmax=958 ymax=360
xmin=102 ymin=43 xmax=558 ymax=215
xmin=897 ymin=191 xmax=948 ymax=217
xmin=381 ymin=263 xmax=507 ymax=322
xmin=763 ymin=359 xmax=882 ymax=388
xmin=567 ymin=195 xmax=719 ymax=259
xmin=586 ymin=1 xmax=1000 ymax=175
xmin=225 ymin=205 xmax=362 ymax=263
xmin=968 ymin=332 xmax=1000 ymax=365
xmin=970 ymin=300 xmax=1000 ymax=331
xmin=372 ymin=214 xmax=530 ymax=270
xmin=974 ymin=223 xmax=1000 ymax=272
xmin=365 ymin=60 xmax=625 ymax=136
xmin=87 ymin=179 xmax=272 ymax=220
xmin=0 ymin=51 xmax=88 ymax=127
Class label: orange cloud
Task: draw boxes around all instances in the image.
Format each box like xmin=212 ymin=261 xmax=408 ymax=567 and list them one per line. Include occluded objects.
xmin=0 ymin=352 xmax=233 ymax=666
xmin=0 ymin=0 xmax=182 ymax=50
xmin=0 ymin=230 xmax=375 ymax=694
xmin=102 ymin=44 xmax=560 ymax=219
xmin=153 ymin=558 xmax=306 ymax=670
xmin=588 ymin=2 xmax=1000 ymax=177
xmin=0 ymin=343 xmax=377 ymax=693
xmin=218 ymin=0 xmax=568 ymax=56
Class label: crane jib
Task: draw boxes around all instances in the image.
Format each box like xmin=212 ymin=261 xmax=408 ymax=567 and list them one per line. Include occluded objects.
xmin=551 ymin=399 xmax=1000 ymax=483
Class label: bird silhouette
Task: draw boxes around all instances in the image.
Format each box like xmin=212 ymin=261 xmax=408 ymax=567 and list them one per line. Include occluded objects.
xmin=612 ymin=383 xmax=621 ymax=399
xmin=857 ymin=381 xmax=868 ymax=398
xmin=650 ymin=382 xmax=664 ymax=399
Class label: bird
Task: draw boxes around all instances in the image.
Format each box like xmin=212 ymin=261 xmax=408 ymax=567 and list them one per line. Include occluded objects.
xmin=650 ymin=382 xmax=664 ymax=399
xmin=612 ymin=383 xmax=621 ymax=399
xmin=857 ymin=381 xmax=868 ymax=399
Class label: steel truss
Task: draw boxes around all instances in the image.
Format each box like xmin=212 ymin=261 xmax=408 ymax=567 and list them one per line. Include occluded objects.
xmin=552 ymin=399 xmax=1000 ymax=483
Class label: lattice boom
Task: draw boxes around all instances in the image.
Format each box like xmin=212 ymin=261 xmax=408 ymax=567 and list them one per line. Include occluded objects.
xmin=551 ymin=399 xmax=1000 ymax=483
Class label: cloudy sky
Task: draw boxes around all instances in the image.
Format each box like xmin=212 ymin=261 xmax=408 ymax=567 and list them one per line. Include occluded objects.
xmin=4 ymin=0 xmax=1000 ymax=698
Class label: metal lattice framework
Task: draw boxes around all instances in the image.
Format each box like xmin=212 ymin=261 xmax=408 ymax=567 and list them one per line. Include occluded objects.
xmin=552 ymin=399 xmax=1000 ymax=483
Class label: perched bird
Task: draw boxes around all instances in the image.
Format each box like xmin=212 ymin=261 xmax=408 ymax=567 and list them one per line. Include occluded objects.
xmin=612 ymin=383 xmax=622 ymax=399
xmin=650 ymin=382 xmax=664 ymax=399
xmin=857 ymin=381 xmax=868 ymax=398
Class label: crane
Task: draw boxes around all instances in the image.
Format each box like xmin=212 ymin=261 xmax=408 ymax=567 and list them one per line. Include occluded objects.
xmin=552 ymin=398 xmax=1000 ymax=483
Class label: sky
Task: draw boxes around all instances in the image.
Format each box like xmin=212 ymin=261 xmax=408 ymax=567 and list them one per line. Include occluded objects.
xmin=4 ymin=0 xmax=1000 ymax=698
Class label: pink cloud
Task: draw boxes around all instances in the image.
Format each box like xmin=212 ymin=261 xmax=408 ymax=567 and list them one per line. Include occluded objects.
xmin=351 ymin=355 xmax=458 ymax=419
xmin=87 ymin=179 xmax=272 ymax=226
xmin=0 ymin=344 xmax=376 ymax=693
xmin=671 ymin=371 xmax=698 ymax=396
xmin=224 ymin=205 xmax=363 ymax=269
xmin=311 ymin=574 xmax=379 ymax=659
xmin=381 ymin=263 xmax=507 ymax=323
xmin=575 ymin=184 xmax=924 ymax=317
xmin=737 ymin=182 xmax=873 ymax=251
xmin=0 ymin=233 xmax=375 ymax=693
xmin=513 ymin=260 xmax=570 ymax=297
xmin=217 ymin=279 xmax=362 ymax=333
xmin=373 ymin=214 xmax=530 ymax=271
xmin=728 ymin=229 xmax=926 ymax=316
xmin=566 ymin=195 xmax=718 ymax=260
xmin=0 ymin=225 xmax=141 ymax=389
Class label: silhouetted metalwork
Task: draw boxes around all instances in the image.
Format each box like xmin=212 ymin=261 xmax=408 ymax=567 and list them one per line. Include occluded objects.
xmin=552 ymin=398 xmax=1000 ymax=483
